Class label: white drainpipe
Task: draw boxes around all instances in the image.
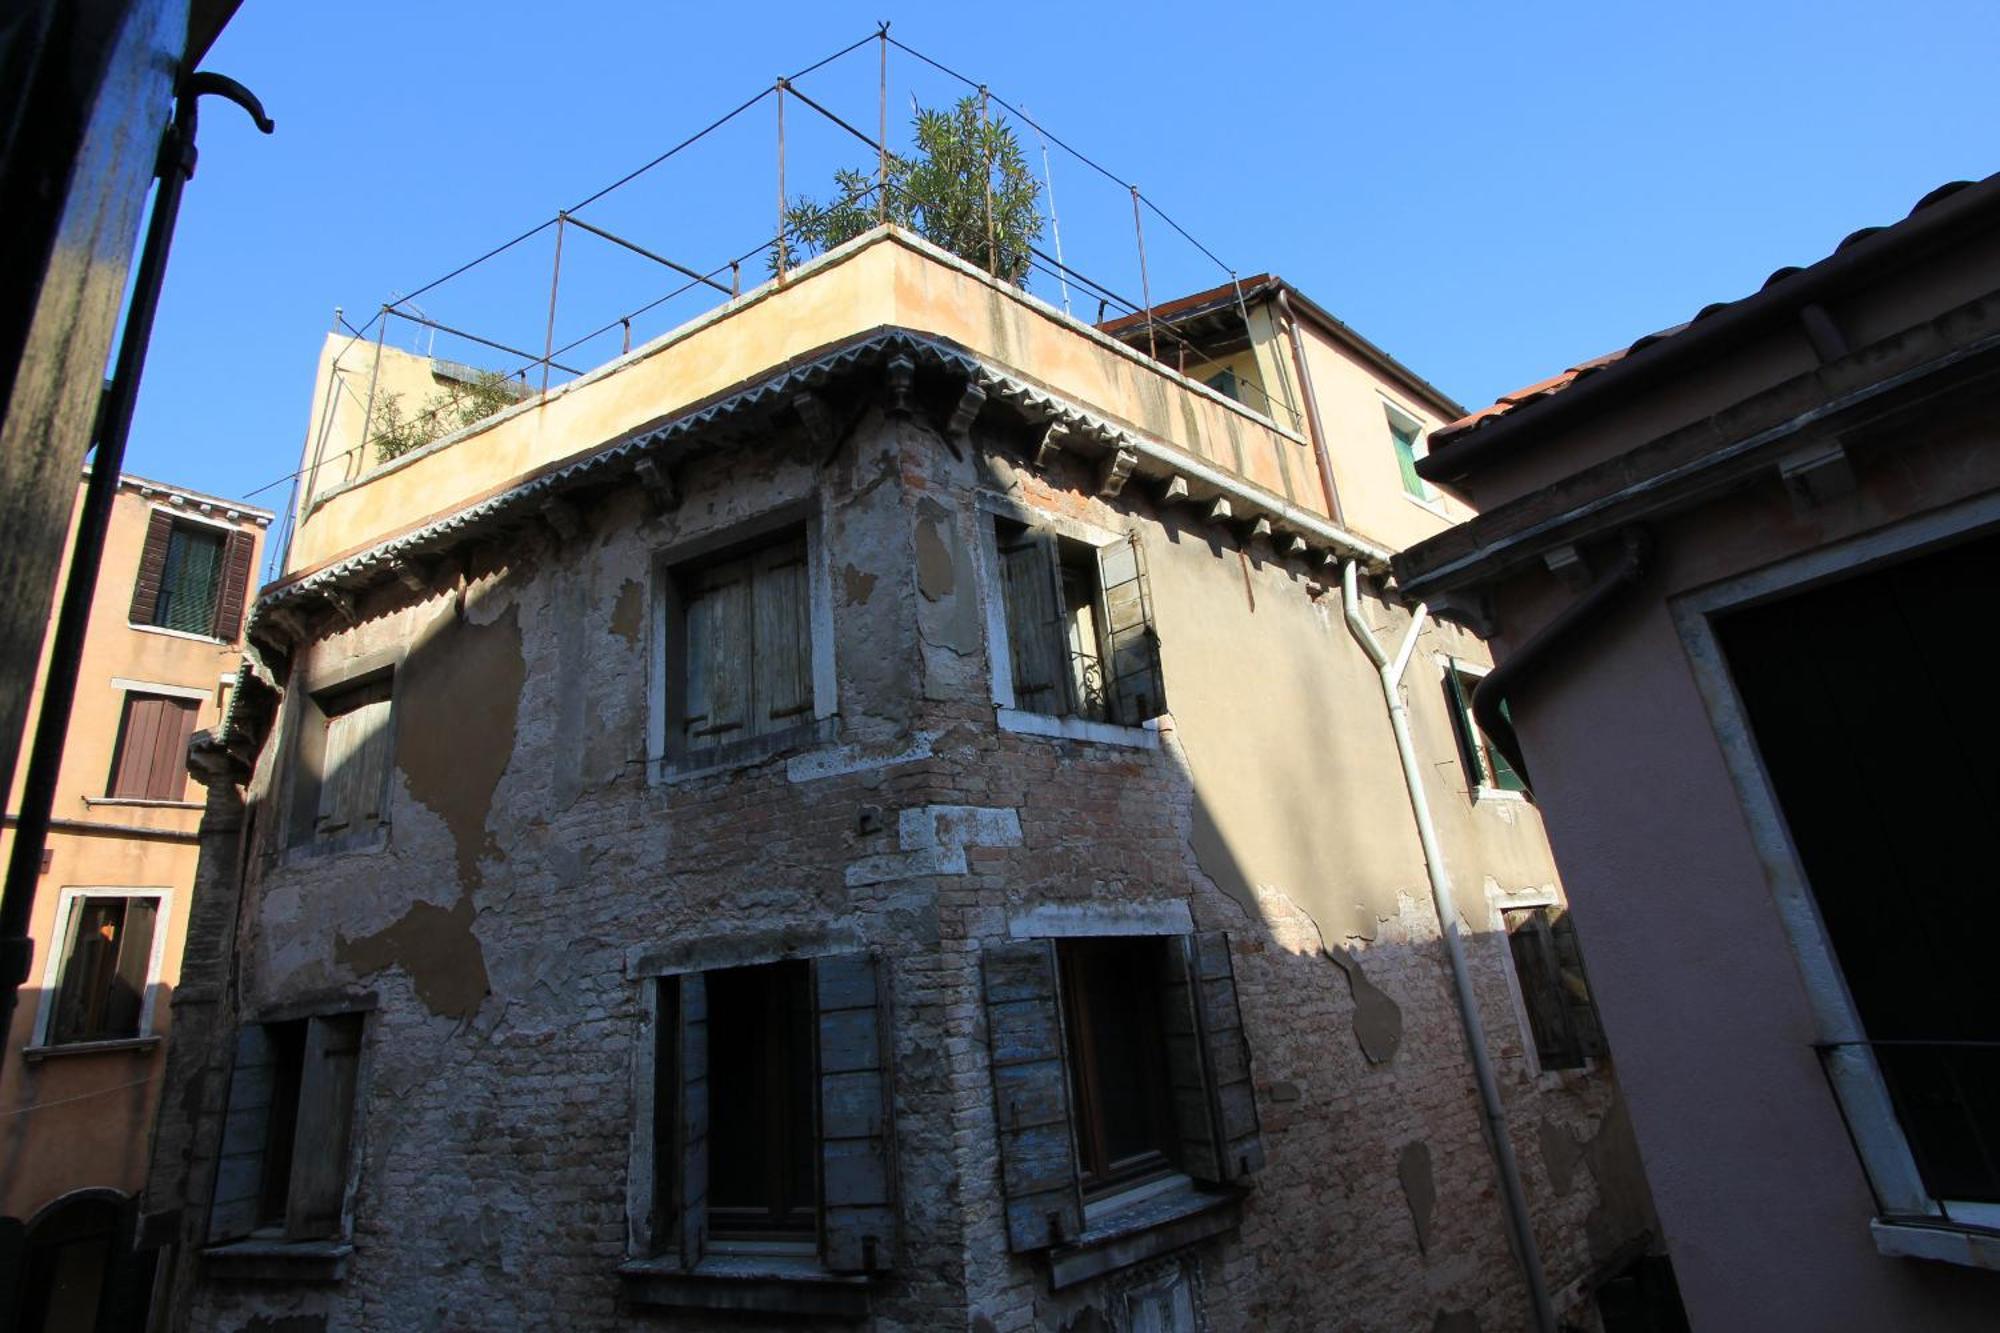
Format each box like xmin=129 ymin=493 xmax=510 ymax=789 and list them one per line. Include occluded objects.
xmin=1342 ymin=560 xmax=1558 ymax=1333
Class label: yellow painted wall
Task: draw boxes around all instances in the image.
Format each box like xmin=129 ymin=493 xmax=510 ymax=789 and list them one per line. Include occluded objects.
xmin=0 ymin=478 xmax=267 ymax=1222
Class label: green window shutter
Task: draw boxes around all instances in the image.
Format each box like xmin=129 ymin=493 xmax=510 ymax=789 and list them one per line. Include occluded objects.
xmin=981 ymin=939 xmax=1083 ymax=1251
xmin=159 ymin=523 xmax=226 ymax=634
xmin=1443 ymin=664 xmax=1486 ymax=787
xmin=1391 ymin=422 xmax=1426 ymax=499
xmin=814 ymin=953 xmax=898 ymax=1273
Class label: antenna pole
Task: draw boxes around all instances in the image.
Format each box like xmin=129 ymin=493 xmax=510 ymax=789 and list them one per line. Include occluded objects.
xmin=1026 ymin=106 xmax=1070 ymax=315
xmin=775 ymin=78 xmax=789 ymax=280
xmin=979 ymin=86 xmax=997 ymax=276
xmin=877 ymin=23 xmax=890 ymax=225
xmin=542 ymin=211 xmax=567 ymax=394
xmin=1132 ymin=185 xmax=1155 ymax=360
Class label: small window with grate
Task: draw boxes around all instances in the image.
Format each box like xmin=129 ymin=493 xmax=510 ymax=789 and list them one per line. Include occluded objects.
xmin=993 ymin=519 xmax=1166 ymax=728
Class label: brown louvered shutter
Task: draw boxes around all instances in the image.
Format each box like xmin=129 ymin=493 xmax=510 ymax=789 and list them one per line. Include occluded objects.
xmin=286 ymin=1014 xmax=363 ymax=1240
xmin=1096 ymin=532 xmax=1166 ymax=724
xmin=211 ymin=528 xmax=256 ymax=641
xmin=1188 ymin=932 xmax=1265 ymax=1180
xmin=208 ymin=1026 xmax=276 ymax=1243
xmin=108 ymin=697 xmax=164 ymax=798
xmin=129 ymin=511 xmax=174 ymax=625
xmin=981 ymin=939 xmax=1082 ymax=1251
xmin=815 ymin=953 xmax=897 ymax=1272
xmin=1158 ymin=938 xmax=1222 ymax=1182
xmin=997 ymin=529 xmax=1072 ymax=717
xmin=752 ymin=536 xmax=813 ymax=735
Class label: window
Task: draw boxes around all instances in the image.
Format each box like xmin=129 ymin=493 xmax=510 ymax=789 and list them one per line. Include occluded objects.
xmin=665 ymin=529 xmax=816 ymax=765
xmin=993 ymin=519 xmax=1166 ymax=728
xmin=129 ymin=511 xmax=254 ymax=640
xmin=981 ymin=932 xmax=1264 ymax=1254
xmin=289 ymin=674 xmax=394 ymax=848
xmin=641 ymin=954 xmax=897 ymax=1277
xmin=1502 ymin=905 xmax=1605 ymax=1071
xmin=209 ymin=1013 xmax=365 ymax=1245
xmin=1442 ymin=661 xmax=1526 ymax=794
xmin=106 ymin=692 xmax=199 ymax=800
xmin=1385 ymin=403 xmax=1436 ymax=502
xmin=1204 ymin=368 xmax=1242 ymax=403
xmin=44 ymin=892 xmax=162 ymax=1045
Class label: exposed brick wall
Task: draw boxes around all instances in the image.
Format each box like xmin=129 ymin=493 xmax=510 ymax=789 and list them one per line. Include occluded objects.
xmin=168 ymin=399 xmax=1649 ymax=1332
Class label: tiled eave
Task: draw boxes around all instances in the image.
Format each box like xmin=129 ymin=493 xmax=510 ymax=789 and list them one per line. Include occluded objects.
xmin=217 ymin=327 xmax=1390 ymax=751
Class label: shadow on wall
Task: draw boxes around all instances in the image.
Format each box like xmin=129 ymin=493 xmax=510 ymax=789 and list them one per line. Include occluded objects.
xmin=0 ymin=1186 xmax=156 ymax=1333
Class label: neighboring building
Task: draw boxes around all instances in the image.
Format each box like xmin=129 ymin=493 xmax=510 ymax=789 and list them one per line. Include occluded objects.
xmin=1 ymin=472 xmax=270 ymax=1330
xmin=143 ymin=228 xmax=1662 ymax=1331
xmin=1396 ymin=173 xmax=2000 ymax=1331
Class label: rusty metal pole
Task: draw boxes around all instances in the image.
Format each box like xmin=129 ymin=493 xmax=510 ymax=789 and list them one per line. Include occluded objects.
xmin=542 ymin=211 xmax=567 ymax=395
xmin=979 ymin=86 xmax=997 ymax=276
xmin=775 ymin=78 xmax=788 ymax=281
xmin=877 ymin=24 xmax=890 ymax=225
xmin=1132 ymin=185 xmax=1156 ymax=361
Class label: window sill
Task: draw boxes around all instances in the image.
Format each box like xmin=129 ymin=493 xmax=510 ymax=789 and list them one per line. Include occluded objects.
xmin=1472 ymin=786 xmax=1530 ymax=805
xmin=281 ymin=824 xmax=391 ymax=866
xmin=201 ymin=1238 xmax=352 ymax=1283
xmin=618 ymin=1253 xmax=871 ymax=1317
xmin=126 ymin=622 xmax=229 ymax=646
xmin=1870 ymin=1217 xmax=2000 ymax=1271
xmin=1402 ymin=492 xmax=1452 ymax=519
xmin=21 ymin=1035 xmax=160 ymax=1062
xmin=655 ymin=718 xmax=840 ymax=785
xmin=1047 ymin=1175 xmax=1243 ymax=1290
xmin=996 ymin=707 xmax=1160 ymax=750
xmin=81 ymin=795 xmax=204 ymax=810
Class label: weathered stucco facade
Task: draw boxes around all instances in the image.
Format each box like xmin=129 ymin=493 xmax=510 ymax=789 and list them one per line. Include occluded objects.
xmin=145 ymin=231 xmax=1654 ymax=1331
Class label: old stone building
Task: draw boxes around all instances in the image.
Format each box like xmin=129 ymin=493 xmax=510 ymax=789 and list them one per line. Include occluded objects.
xmin=140 ymin=230 xmax=1659 ymax=1331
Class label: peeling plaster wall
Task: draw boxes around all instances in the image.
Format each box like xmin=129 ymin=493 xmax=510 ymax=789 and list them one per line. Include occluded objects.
xmin=189 ymin=397 xmax=1648 ymax=1333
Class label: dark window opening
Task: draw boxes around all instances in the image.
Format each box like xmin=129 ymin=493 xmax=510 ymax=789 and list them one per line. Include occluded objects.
xmin=1719 ymin=530 xmax=2000 ymax=1203
xmin=706 ymin=960 xmax=818 ymax=1237
xmin=1503 ymin=905 xmax=1605 ymax=1071
xmin=995 ymin=519 xmax=1166 ymax=728
xmin=209 ymin=1012 xmax=365 ymax=1245
xmin=1205 ymin=368 xmax=1242 ymax=403
xmin=1057 ymin=937 xmax=1181 ymax=1195
xmin=258 ymin=1020 xmax=309 ymax=1228
xmin=49 ymin=895 xmax=159 ymax=1044
xmin=106 ymin=692 xmax=198 ymax=801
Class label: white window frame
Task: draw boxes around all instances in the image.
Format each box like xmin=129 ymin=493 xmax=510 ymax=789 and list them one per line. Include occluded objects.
xmin=1432 ymin=654 xmax=1527 ymax=803
xmin=646 ymin=505 xmax=838 ymax=784
xmin=1381 ymin=396 xmax=1447 ymax=514
xmin=1671 ymin=488 xmax=2000 ymax=1260
xmin=970 ymin=493 xmax=1159 ymax=751
xmin=31 ymin=886 xmax=172 ymax=1048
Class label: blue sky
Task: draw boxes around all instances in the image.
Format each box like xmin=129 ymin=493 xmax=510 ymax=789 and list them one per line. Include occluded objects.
xmin=130 ymin=1 xmax=1997 ymax=514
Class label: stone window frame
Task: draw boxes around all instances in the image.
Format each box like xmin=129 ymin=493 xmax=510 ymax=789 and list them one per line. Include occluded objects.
xmin=619 ymin=928 xmax=891 ymax=1318
xmin=970 ymin=492 xmax=1162 ymax=751
xmin=24 ymin=885 xmax=172 ymax=1058
xmin=1485 ymin=886 xmax=1599 ymax=1085
xmin=201 ymin=995 xmax=378 ymax=1283
xmin=1671 ymin=488 xmax=2000 ymax=1267
xmin=645 ymin=500 xmax=839 ymax=785
xmin=279 ymin=643 xmax=401 ymax=864
xmin=988 ymin=902 xmax=1257 ymax=1291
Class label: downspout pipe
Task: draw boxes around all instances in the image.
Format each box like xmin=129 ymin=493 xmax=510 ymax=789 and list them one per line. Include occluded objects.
xmin=1275 ymin=286 xmax=1346 ymax=529
xmin=1342 ymin=561 xmax=1558 ymax=1333
xmin=1471 ymin=526 xmax=1652 ymax=792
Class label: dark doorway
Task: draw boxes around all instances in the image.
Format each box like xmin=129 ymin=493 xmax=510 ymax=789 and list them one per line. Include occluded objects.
xmin=1718 ymin=528 xmax=2000 ymax=1203
xmin=13 ymin=1192 xmax=155 ymax=1333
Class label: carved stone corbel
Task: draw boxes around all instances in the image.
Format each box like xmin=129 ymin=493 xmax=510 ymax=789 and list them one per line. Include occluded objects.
xmin=1096 ymin=446 xmax=1139 ymax=499
xmin=633 ymin=456 xmax=681 ymax=515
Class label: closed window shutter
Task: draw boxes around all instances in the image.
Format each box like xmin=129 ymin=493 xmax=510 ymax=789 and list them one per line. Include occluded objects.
xmin=1443 ymin=664 xmax=1486 ymax=786
xmin=1188 ymin=932 xmax=1265 ymax=1180
xmin=981 ymin=939 xmax=1082 ymax=1251
xmin=1506 ymin=910 xmax=1578 ymax=1068
xmin=317 ymin=685 xmax=391 ymax=833
xmin=998 ymin=530 xmax=1072 ymax=717
xmin=211 ymin=528 xmax=256 ymax=641
xmin=286 ymin=1014 xmax=363 ymax=1240
xmin=130 ymin=511 xmax=174 ymax=624
xmin=1157 ymin=937 xmax=1222 ymax=1182
xmin=209 ymin=1026 xmax=276 ymax=1243
xmin=109 ymin=696 xmax=165 ymax=798
xmin=752 ymin=537 xmax=813 ymax=734
xmin=1549 ymin=910 xmax=1606 ymax=1060
xmin=814 ymin=953 xmax=898 ymax=1272
xmin=1096 ymin=533 xmax=1167 ymax=724
xmin=104 ymin=896 xmax=158 ymax=1039
xmin=684 ymin=560 xmax=751 ymax=748
xmin=674 ymin=972 xmax=710 ymax=1268
xmin=316 ymin=709 xmax=358 ymax=831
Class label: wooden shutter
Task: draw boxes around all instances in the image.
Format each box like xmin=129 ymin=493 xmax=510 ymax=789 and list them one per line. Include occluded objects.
xmin=683 ymin=559 xmax=751 ymax=749
xmin=997 ymin=528 xmax=1073 ymax=717
xmin=981 ymin=939 xmax=1082 ymax=1251
xmin=316 ymin=708 xmax=357 ymax=831
xmin=1096 ymin=533 xmax=1166 ymax=724
xmin=286 ymin=1014 xmax=363 ymax=1239
xmin=1550 ymin=910 xmax=1606 ymax=1060
xmin=815 ymin=953 xmax=898 ymax=1272
xmin=129 ymin=511 xmax=174 ymax=625
xmin=318 ymin=684 xmax=391 ymax=832
xmin=104 ymin=896 xmax=158 ymax=1038
xmin=108 ymin=696 xmax=164 ymax=799
xmin=288 ymin=692 xmax=328 ymax=848
xmin=1157 ymin=938 xmax=1222 ymax=1182
xmin=209 ymin=1026 xmax=276 ymax=1243
xmin=1505 ymin=909 xmax=1578 ymax=1068
xmin=1443 ymin=664 xmax=1486 ymax=786
xmin=1188 ymin=932 xmax=1265 ymax=1180
xmin=674 ymin=972 xmax=710 ymax=1268
xmin=211 ymin=528 xmax=256 ymax=641
xmin=752 ymin=537 xmax=813 ymax=735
